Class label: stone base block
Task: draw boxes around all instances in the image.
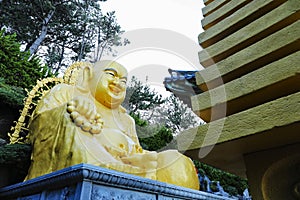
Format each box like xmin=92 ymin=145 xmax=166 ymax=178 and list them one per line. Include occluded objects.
xmin=0 ymin=164 xmax=233 ymax=200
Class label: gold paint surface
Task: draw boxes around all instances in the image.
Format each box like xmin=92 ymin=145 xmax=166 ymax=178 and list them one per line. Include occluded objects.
xmin=25 ymin=60 xmax=199 ymax=190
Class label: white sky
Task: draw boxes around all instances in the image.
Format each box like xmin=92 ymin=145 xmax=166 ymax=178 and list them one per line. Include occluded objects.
xmin=100 ymin=0 xmax=204 ymax=42
xmin=99 ymin=0 xmax=205 ymax=96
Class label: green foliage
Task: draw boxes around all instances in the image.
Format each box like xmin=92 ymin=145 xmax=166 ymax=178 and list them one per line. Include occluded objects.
xmin=124 ymin=76 xmax=247 ymax=194
xmin=0 ymin=144 xmax=31 ymax=165
xmin=193 ymin=160 xmax=248 ymax=196
xmin=129 ymin=112 xmax=148 ymax=127
xmin=137 ymin=124 xmax=173 ymax=151
xmin=0 ymin=29 xmax=53 ymax=142
xmin=0 ymin=78 xmax=26 ymax=109
xmin=210 ymin=181 xmax=219 ymax=192
xmin=129 ymin=112 xmax=173 ymax=151
xmin=124 ymin=77 xmax=173 ymax=151
xmin=0 ymin=29 xmax=52 ymax=89
xmin=124 ymin=76 xmax=200 ymax=151
xmin=124 ymin=77 xmax=202 ymax=135
xmin=0 ymin=144 xmax=31 ymax=184
xmin=0 ymin=0 xmax=127 ymax=73
xmin=91 ymin=11 xmax=130 ymax=62
xmin=123 ymin=76 xmax=165 ymax=113
xmin=158 ymin=94 xmax=203 ymax=134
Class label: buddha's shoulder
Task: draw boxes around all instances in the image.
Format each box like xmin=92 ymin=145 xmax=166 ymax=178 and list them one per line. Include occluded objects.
xmin=40 ymin=84 xmax=75 ymax=103
xmin=118 ymin=106 xmax=135 ymax=124
xmin=50 ymin=83 xmax=74 ymax=93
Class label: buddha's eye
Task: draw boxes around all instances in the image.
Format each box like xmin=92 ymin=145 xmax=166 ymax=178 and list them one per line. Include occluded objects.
xmin=106 ymin=72 xmax=115 ymax=77
xmin=120 ymin=79 xmax=127 ymax=84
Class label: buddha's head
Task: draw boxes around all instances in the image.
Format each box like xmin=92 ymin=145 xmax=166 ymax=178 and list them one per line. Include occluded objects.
xmin=89 ymin=60 xmax=128 ymax=109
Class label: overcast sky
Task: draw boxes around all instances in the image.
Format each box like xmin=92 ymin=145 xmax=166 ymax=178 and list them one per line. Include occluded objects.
xmin=100 ymin=0 xmax=204 ymax=42
xmin=99 ymin=0 xmax=205 ymax=95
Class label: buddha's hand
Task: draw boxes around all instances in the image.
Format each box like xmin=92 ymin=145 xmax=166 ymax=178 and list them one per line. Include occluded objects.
xmin=66 ymin=96 xmax=103 ymax=134
xmin=121 ymin=151 xmax=158 ymax=169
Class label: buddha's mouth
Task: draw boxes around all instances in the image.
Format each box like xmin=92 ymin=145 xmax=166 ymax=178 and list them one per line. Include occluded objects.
xmin=109 ymin=85 xmax=122 ymax=94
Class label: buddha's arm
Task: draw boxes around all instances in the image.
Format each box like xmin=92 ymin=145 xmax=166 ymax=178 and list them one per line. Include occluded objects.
xmin=126 ymin=115 xmax=154 ymax=154
xmin=29 ymin=84 xmax=73 ymax=143
xmin=33 ymin=84 xmax=74 ymax=116
xmin=28 ymin=84 xmax=102 ymax=175
xmin=33 ymin=84 xmax=101 ymax=131
xmin=125 ymin=114 xmax=142 ymax=148
xmin=117 ymin=113 xmax=158 ymax=169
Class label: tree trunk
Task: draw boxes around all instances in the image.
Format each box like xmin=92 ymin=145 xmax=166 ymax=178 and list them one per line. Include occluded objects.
xmin=98 ymin=42 xmax=107 ymax=61
xmin=54 ymin=42 xmax=66 ymax=75
xmin=29 ymin=9 xmax=55 ymax=55
xmin=78 ymin=34 xmax=86 ymax=61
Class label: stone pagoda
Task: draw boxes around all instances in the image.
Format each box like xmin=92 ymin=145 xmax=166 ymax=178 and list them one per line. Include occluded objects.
xmin=177 ymin=0 xmax=300 ymax=199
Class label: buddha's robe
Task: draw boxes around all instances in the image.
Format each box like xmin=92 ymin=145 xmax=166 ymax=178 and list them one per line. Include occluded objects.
xmin=25 ymin=84 xmax=199 ymax=190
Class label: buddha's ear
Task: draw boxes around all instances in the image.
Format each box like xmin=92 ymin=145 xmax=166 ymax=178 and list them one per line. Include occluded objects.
xmin=77 ymin=65 xmax=92 ymax=93
xmin=83 ymin=65 xmax=92 ymax=81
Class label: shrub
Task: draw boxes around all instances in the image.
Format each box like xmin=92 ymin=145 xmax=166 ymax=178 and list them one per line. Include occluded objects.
xmin=0 ymin=78 xmax=26 ymax=109
xmin=137 ymin=124 xmax=173 ymax=151
xmin=0 ymin=144 xmax=31 ymax=185
xmin=193 ymin=160 xmax=248 ymax=196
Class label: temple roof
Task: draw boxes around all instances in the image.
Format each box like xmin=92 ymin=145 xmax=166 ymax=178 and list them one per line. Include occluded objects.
xmin=163 ymin=69 xmax=203 ymax=107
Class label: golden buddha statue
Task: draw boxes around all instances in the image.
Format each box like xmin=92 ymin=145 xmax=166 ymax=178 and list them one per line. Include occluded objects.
xmin=25 ymin=60 xmax=199 ymax=190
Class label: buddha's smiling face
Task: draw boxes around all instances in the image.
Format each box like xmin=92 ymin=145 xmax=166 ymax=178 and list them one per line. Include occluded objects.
xmin=92 ymin=61 xmax=128 ymax=109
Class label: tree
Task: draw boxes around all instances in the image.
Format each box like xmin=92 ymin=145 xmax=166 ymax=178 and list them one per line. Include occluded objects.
xmin=123 ymin=76 xmax=166 ymax=114
xmin=90 ymin=11 xmax=130 ymax=62
xmin=123 ymin=76 xmax=202 ymax=135
xmin=41 ymin=2 xmax=97 ymax=73
xmin=156 ymin=94 xmax=203 ymax=134
xmin=0 ymin=29 xmax=51 ymax=89
xmin=129 ymin=112 xmax=174 ymax=151
xmin=0 ymin=0 xmax=73 ymax=55
xmin=123 ymin=76 xmax=201 ymax=151
xmin=43 ymin=2 xmax=125 ymax=73
xmin=0 ymin=0 xmax=128 ymax=73
xmin=137 ymin=124 xmax=173 ymax=151
xmin=123 ymin=77 xmax=202 ymax=135
xmin=0 ymin=0 xmax=106 ymax=55
xmin=123 ymin=77 xmax=175 ymax=151
xmin=0 ymin=29 xmax=52 ymax=141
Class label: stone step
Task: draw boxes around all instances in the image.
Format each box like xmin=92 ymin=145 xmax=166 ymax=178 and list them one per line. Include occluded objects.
xmin=199 ymin=0 xmax=286 ymax=48
xmin=196 ymin=20 xmax=300 ymax=92
xmin=201 ymin=0 xmax=252 ymax=30
xmin=202 ymin=0 xmax=230 ymax=17
xmin=177 ymin=91 xmax=300 ymax=177
xmin=199 ymin=0 xmax=300 ymax=69
xmin=192 ymin=50 xmax=300 ymax=122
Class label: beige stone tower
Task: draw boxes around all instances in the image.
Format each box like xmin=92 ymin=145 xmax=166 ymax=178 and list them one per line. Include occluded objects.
xmin=177 ymin=0 xmax=300 ymax=199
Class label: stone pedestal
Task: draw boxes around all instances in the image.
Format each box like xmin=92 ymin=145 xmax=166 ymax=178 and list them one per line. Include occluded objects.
xmin=0 ymin=164 xmax=233 ymax=200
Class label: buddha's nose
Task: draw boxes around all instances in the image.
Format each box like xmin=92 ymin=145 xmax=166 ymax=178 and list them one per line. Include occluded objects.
xmin=112 ymin=77 xmax=121 ymax=85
